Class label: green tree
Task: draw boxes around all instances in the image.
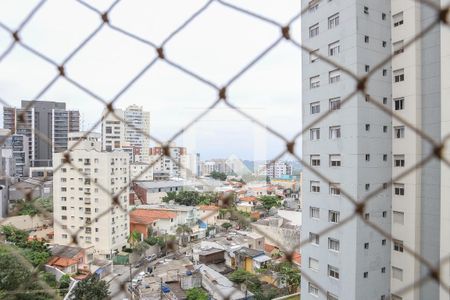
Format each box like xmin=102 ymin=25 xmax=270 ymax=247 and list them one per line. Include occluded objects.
xmin=176 ymin=224 xmax=193 ymax=246
xmin=229 ymin=269 xmax=261 ymax=292
xmin=186 ymin=287 xmax=208 ymax=300
xmin=128 ymin=230 xmax=141 ymax=247
xmin=221 ymin=222 xmax=233 ymax=231
xmin=162 ymin=191 xmax=177 ymax=203
xmin=209 ymin=171 xmax=227 ymax=181
xmin=272 ymin=262 xmax=301 ymax=294
xmin=59 ymin=274 xmax=71 ymax=296
xmin=70 ymin=276 xmax=110 ymax=300
xmin=1 ymin=225 xmax=28 ymax=246
xmin=258 ymin=195 xmax=282 ymax=211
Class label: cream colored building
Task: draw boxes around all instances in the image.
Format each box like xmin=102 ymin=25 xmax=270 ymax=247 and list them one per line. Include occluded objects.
xmin=53 ymin=132 xmax=129 ymax=259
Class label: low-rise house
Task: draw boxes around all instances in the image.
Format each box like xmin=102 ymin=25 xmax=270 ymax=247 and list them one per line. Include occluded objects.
xmin=235 ymin=231 xmax=264 ymax=251
xmin=129 ymin=209 xmax=177 ymax=239
xmin=235 ymin=247 xmax=271 ymax=274
xmin=198 ymin=205 xmax=220 ymax=225
xmin=47 ymin=245 xmax=91 ymax=274
xmin=132 ymin=181 xmax=187 ymax=205
xmin=252 ymin=217 xmax=300 ymax=253
xmin=198 ymin=247 xmax=226 ymax=265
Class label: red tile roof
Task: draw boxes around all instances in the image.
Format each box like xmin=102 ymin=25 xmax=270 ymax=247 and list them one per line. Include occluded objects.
xmin=240 ymin=196 xmax=257 ymax=202
xmin=198 ymin=205 xmax=220 ymax=211
xmin=292 ymin=251 xmax=301 ymax=264
xmin=48 ymin=256 xmax=78 ymax=268
xmin=130 ymin=209 xmax=176 ymax=225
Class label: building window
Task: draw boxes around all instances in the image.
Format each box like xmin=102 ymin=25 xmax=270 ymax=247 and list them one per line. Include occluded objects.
xmin=383 ymin=97 xmax=388 ymax=104
xmin=309 ymin=257 xmax=319 ymax=271
xmin=365 ymin=183 xmax=370 ymax=191
xmin=382 ymin=41 xmax=387 ymax=47
xmin=311 ymin=181 xmax=320 ymax=193
xmin=364 ymin=35 xmax=369 ymax=43
xmin=394 ymin=154 xmax=405 ymax=167
xmin=364 ymin=272 xmax=368 ymax=278
xmin=329 ymin=210 xmax=340 ymax=223
xmin=310 ymin=75 xmax=320 ymax=89
xmin=327 ymin=293 xmax=339 ymax=300
xmin=364 ymin=242 xmax=369 ymax=249
xmin=393 ymin=240 xmax=404 ymax=252
xmin=394 ymin=126 xmax=405 ymax=138
xmin=329 ymin=154 xmax=341 ymax=167
xmin=311 ymin=155 xmax=321 ymax=166
xmin=309 ymin=23 xmax=319 ymax=38
xmin=394 ymin=97 xmax=404 ymax=110
xmin=310 ymin=128 xmax=320 ymax=140
xmin=330 ymin=183 xmax=341 ymax=195
xmin=329 ymin=97 xmax=341 ymax=110
xmin=328 ymin=13 xmax=339 ymax=29
xmin=383 ymin=125 xmax=388 ymax=133
xmin=394 ymin=183 xmax=405 ymax=196
xmin=329 ymin=126 xmax=341 ymax=139
xmin=393 ymin=211 xmax=404 ymax=225
xmin=310 ymin=49 xmax=320 ymax=63
xmin=383 ymin=154 xmax=388 ymax=161
xmin=382 ymin=211 xmax=387 ymax=218
xmin=394 ymin=69 xmax=405 ymax=82
xmin=364 ymin=213 xmax=370 ymax=220
xmin=393 ymin=12 xmax=404 ymax=27
xmin=392 ymin=267 xmax=403 ymax=281
xmin=328 ymin=238 xmax=340 ymax=252
xmin=365 ymin=154 xmax=370 ymax=161
xmin=308 ymin=0 xmax=319 ymax=12
xmin=382 ymin=267 xmax=386 ymax=274
xmin=310 ymin=207 xmax=320 ymax=219
xmin=365 ymin=65 xmax=370 ymax=72
xmin=365 ymin=124 xmax=370 ymax=131
xmin=382 ymin=69 xmax=387 ymax=76
xmin=329 ymin=69 xmax=341 ymax=84
xmin=310 ymin=233 xmax=319 ymax=245
xmin=382 ymin=239 xmax=387 ymax=246
xmin=382 ymin=12 xmax=386 ymax=20
xmin=328 ymin=265 xmax=340 ymax=279
xmin=308 ymin=282 xmax=319 ymax=296
xmin=328 ymin=40 xmax=340 ymax=56
xmin=310 ymin=101 xmax=320 ymax=114
xmin=364 ymin=6 xmax=369 ymax=14
xmin=393 ymin=40 xmax=404 ymax=55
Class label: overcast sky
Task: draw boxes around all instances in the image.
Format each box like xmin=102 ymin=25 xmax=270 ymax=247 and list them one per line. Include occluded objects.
xmin=0 ymin=0 xmax=302 ymax=161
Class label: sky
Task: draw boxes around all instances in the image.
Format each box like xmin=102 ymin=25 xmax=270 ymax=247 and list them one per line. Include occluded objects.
xmin=0 ymin=0 xmax=302 ymax=161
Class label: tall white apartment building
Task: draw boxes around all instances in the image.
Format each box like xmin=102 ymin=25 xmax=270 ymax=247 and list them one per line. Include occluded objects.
xmin=301 ymin=1 xmax=450 ymax=300
xmin=53 ymin=132 xmax=129 ymax=259
xmin=258 ymin=161 xmax=293 ymax=179
xmin=101 ymin=105 xmax=150 ymax=160
xmin=149 ymin=145 xmax=198 ymax=179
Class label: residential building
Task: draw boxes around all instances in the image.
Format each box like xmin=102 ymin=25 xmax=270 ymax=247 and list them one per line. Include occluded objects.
xmin=130 ymin=162 xmax=153 ymax=181
xmin=197 ymin=205 xmax=220 ymax=225
xmin=53 ymin=132 xmax=129 ymax=259
xmin=3 ymin=100 xmax=79 ymax=168
xmin=149 ymin=145 xmax=198 ymax=179
xmin=132 ymin=180 xmax=190 ymax=205
xmin=258 ymin=161 xmax=293 ymax=179
xmin=0 ymin=129 xmax=30 ymax=178
xmin=301 ymin=1 xmax=450 ymax=300
xmin=129 ymin=209 xmax=176 ymax=239
xmin=101 ymin=105 xmax=150 ymax=160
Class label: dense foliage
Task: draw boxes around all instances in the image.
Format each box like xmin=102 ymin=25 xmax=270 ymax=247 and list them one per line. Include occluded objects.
xmin=258 ymin=195 xmax=282 ymax=211
xmin=186 ymin=287 xmax=208 ymax=300
xmin=209 ymin=171 xmax=227 ymax=181
xmin=70 ymin=276 xmax=110 ymax=300
xmin=162 ymin=191 xmax=217 ymax=206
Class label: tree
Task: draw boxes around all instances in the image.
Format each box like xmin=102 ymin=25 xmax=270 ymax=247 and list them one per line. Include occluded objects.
xmin=162 ymin=191 xmax=177 ymax=203
xmin=229 ymin=269 xmax=261 ymax=292
xmin=176 ymin=224 xmax=193 ymax=246
xmin=186 ymin=287 xmax=208 ymax=300
xmin=272 ymin=262 xmax=301 ymax=294
xmin=59 ymin=274 xmax=72 ymax=296
xmin=70 ymin=276 xmax=110 ymax=300
xmin=128 ymin=230 xmax=141 ymax=247
xmin=221 ymin=222 xmax=232 ymax=231
xmin=209 ymin=171 xmax=227 ymax=181
xmin=258 ymin=195 xmax=282 ymax=211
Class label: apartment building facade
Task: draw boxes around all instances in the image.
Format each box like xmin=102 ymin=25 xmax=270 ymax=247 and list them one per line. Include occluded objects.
xmin=53 ymin=132 xmax=129 ymax=259
xmin=101 ymin=105 xmax=150 ymax=161
xmin=301 ymin=0 xmax=392 ymax=299
xmin=258 ymin=161 xmax=293 ymax=179
xmin=149 ymin=145 xmax=198 ymax=179
xmin=3 ymin=100 xmax=79 ymax=168
xmin=302 ymin=0 xmax=450 ymax=299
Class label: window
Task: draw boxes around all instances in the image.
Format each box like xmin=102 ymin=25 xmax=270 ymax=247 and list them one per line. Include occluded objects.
xmin=329 ymin=69 xmax=341 ymax=84
xmin=329 ymin=154 xmax=341 ymax=167
xmin=394 ymin=97 xmax=404 ymax=110
xmin=394 ymin=126 xmax=405 ymax=138
xmin=392 ymin=267 xmax=403 ymax=281
xmin=330 ymin=183 xmax=341 ymax=195
xmin=329 ymin=210 xmax=340 ymax=223
xmin=382 ymin=211 xmax=387 ymax=218
xmin=382 ymin=41 xmax=387 ymax=48
xmin=365 ymin=65 xmax=370 ymax=72
xmin=364 ymin=213 xmax=370 ymax=220
xmin=393 ymin=211 xmax=404 ymax=225
xmin=61 ymin=206 xmax=67 ymax=211
xmin=383 ymin=69 xmax=387 ymax=76
xmin=309 ymin=257 xmax=319 ymax=271
xmin=328 ymin=265 xmax=340 ymax=279
xmin=308 ymin=0 xmax=319 ymax=12
xmin=310 ymin=207 xmax=320 ymax=219
xmin=310 ymin=128 xmax=320 ymax=140
xmin=364 ymin=243 xmax=369 ymax=249
xmin=382 ymin=12 xmax=386 ymax=20
xmin=394 ymin=183 xmax=405 ymax=195
xmin=365 ymin=183 xmax=370 ymax=191
xmin=365 ymin=154 xmax=370 ymax=161
xmin=364 ymin=272 xmax=368 ymax=278
xmin=309 ymin=23 xmax=319 ymax=37
xmin=308 ymin=282 xmax=319 ymax=296
xmin=328 ymin=13 xmax=339 ymax=29
xmin=310 ymin=75 xmax=320 ymax=88
xmin=383 ymin=125 xmax=388 ymax=133
xmin=310 ymin=101 xmax=320 ymax=114
xmin=311 ymin=155 xmax=321 ymax=166
xmin=394 ymin=154 xmax=405 ymax=167
xmin=364 ymin=35 xmax=369 ymax=43
xmin=394 ymin=69 xmax=405 ymax=82
xmin=382 ymin=239 xmax=387 ymax=246
xmin=327 ymin=293 xmax=338 ymax=300
xmin=329 ymin=97 xmax=341 ymax=110
xmin=383 ymin=97 xmax=388 ymax=104
xmin=383 ymin=154 xmax=388 ymax=161
xmin=393 ymin=240 xmax=404 ymax=252
xmin=310 ymin=233 xmax=320 ymax=245
xmin=310 ymin=49 xmax=320 ymax=63
xmin=311 ymin=181 xmax=320 ymax=193
xmin=382 ymin=267 xmax=386 ymax=274
xmin=393 ymin=40 xmax=404 ymax=55
xmin=365 ymin=124 xmax=370 ymax=131
xmin=393 ymin=12 xmax=404 ymax=27
xmin=364 ymin=6 xmax=369 ymax=14
xmin=328 ymin=238 xmax=340 ymax=252
xmin=329 ymin=126 xmax=341 ymax=139
xmin=328 ymin=41 xmax=340 ymax=56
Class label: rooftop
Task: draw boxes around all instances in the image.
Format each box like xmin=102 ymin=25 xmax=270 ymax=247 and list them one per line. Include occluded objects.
xmin=130 ymin=209 xmax=176 ymax=225
xmin=48 ymin=256 xmax=78 ymax=268
xmin=50 ymin=244 xmax=84 ymax=258
xmin=198 ymin=205 xmax=220 ymax=211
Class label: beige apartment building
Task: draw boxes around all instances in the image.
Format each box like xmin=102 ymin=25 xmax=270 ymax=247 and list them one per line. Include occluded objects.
xmin=53 ymin=132 xmax=130 ymax=259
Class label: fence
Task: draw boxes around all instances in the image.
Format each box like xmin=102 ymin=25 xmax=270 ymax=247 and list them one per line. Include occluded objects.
xmin=0 ymin=0 xmax=450 ymax=299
